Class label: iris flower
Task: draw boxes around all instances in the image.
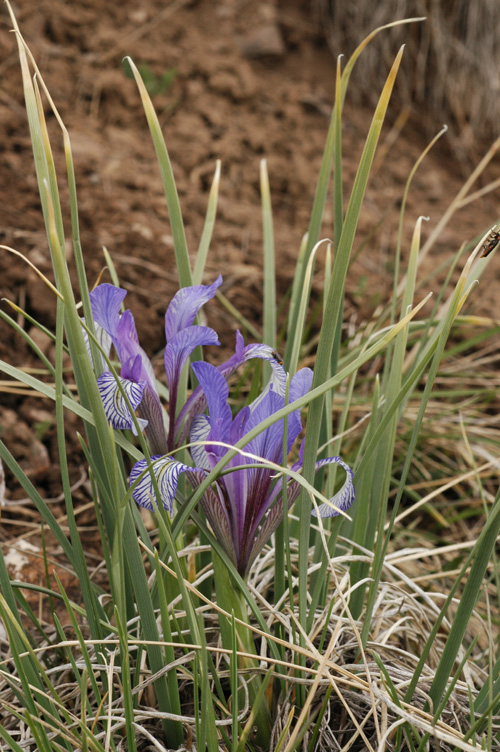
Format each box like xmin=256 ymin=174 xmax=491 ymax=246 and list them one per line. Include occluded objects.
xmin=86 ymin=277 xmax=354 ymax=577
xmin=86 ymin=276 xmax=222 ymax=454
xmin=131 ymin=344 xmax=354 ymax=578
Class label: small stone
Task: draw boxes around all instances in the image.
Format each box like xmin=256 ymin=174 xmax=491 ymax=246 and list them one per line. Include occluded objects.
xmin=238 ymin=24 xmax=286 ymax=59
xmin=28 ymin=326 xmax=53 ymax=356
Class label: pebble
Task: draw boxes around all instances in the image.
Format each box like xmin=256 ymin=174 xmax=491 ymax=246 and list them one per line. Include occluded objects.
xmin=238 ymin=24 xmax=286 ymax=59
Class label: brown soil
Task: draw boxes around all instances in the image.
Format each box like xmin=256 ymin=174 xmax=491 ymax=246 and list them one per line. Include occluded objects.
xmin=1 ymin=0 xmax=500 ymax=579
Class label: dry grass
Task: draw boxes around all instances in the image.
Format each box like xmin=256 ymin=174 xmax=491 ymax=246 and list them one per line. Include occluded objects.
xmin=313 ymin=0 xmax=500 ymax=161
xmin=0 ymin=529 xmax=496 ymax=751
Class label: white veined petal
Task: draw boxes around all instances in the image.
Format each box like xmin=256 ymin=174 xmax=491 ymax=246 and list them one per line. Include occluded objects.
xmin=190 ymin=414 xmax=212 ymax=470
xmin=129 ymin=456 xmax=193 ymax=514
xmin=311 ymin=457 xmax=355 ymax=518
xmin=97 ymin=372 xmax=147 ymax=435
xmin=81 ymin=317 xmax=113 ymax=369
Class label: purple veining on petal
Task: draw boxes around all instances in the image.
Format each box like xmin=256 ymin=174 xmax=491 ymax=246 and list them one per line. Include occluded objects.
xmin=190 ymin=414 xmax=213 ymax=470
xmin=164 ymin=327 xmax=220 ymax=395
xmin=190 ymin=361 xmax=232 ymax=456
xmin=89 ymin=284 xmax=127 ymax=337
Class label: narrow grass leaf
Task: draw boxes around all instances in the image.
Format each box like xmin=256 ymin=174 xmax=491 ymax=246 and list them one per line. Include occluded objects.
xmin=261 ymin=158 xmax=276 ymax=350
xmin=299 ymin=45 xmax=404 ymax=645
xmin=125 ymin=56 xmax=192 ymax=288
xmin=114 ymin=607 xmax=137 ymax=752
xmin=193 ymin=160 xmax=221 ymax=285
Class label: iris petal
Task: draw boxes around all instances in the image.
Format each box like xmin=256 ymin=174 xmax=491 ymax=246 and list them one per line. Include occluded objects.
xmin=89 ymin=284 xmax=127 ymax=337
xmin=289 ymin=368 xmax=314 ymax=403
xmin=165 ymin=276 xmax=222 ymax=341
xmin=190 ymin=361 xmax=232 ymax=448
xmin=246 ymin=389 xmax=287 ymax=466
xmin=81 ymin=317 xmax=113 ymax=370
xmin=164 ymin=326 xmax=220 ymax=393
xmin=194 ymin=476 xmax=235 ymax=565
xmin=130 ymin=455 xmax=194 ymax=513
xmin=115 ymin=310 xmax=157 ymax=394
xmin=97 ymin=372 xmax=148 ymax=435
xmin=190 ymin=414 xmax=213 ymax=470
xmin=310 ymin=457 xmax=355 ymax=518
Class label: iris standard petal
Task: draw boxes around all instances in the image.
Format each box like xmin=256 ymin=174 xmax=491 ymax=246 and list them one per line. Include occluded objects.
xmin=164 ymin=326 xmax=220 ymax=393
xmin=164 ymin=275 xmax=222 ymax=341
xmin=246 ymin=389 xmax=287 ymax=465
xmin=247 ymin=362 xmax=287 ymax=416
xmin=97 ymin=371 xmax=148 ymax=435
xmin=89 ymin=284 xmax=127 ymax=337
xmin=89 ymin=285 xmax=159 ymax=400
xmin=289 ymin=368 xmax=314 ymax=403
xmin=130 ymin=455 xmax=194 ymax=514
xmin=115 ymin=310 xmax=155 ymax=382
xmin=246 ymin=366 xmax=312 ymax=448
xmin=229 ymin=405 xmax=250 ymax=445
xmin=121 ymin=353 xmax=144 ymax=384
xmin=190 ymin=361 xmax=232 ymax=446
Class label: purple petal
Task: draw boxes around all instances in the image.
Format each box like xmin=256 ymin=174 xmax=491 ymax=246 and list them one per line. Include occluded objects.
xmin=215 ymin=331 xmax=283 ymax=385
xmin=115 ymin=311 xmax=157 ymax=392
xmin=229 ymin=405 xmax=250 ymax=445
xmin=121 ymin=353 xmax=144 ymax=383
xmin=115 ymin=309 xmax=140 ymax=345
xmin=130 ymin=455 xmax=194 ymax=513
xmin=310 ymin=458 xmax=355 ymax=518
xmin=218 ymin=462 xmax=247 ymax=562
xmin=245 ymin=494 xmax=288 ymax=574
xmin=97 ymin=371 xmax=148 ymax=435
xmin=246 ymin=389 xmax=288 ymax=466
xmin=289 ymin=368 xmax=314 ymax=403
xmin=190 ymin=361 xmax=232 ymax=449
xmin=89 ymin=284 xmax=127 ymax=337
xmin=245 ymin=367 xmax=311 ymax=464
xmin=90 ymin=285 xmax=159 ymax=401
xmin=89 ymin=284 xmax=167 ymax=453
xmin=164 ymin=326 xmax=220 ymax=393
xmin=164 ymin=276 xmax=222 ymax=341
xmin=247 ymin=363 xmax=287 ymax=416
xmin=246 ymin=367 xmax=312 ymax=441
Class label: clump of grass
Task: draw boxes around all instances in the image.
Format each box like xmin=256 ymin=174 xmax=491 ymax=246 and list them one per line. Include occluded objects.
xmin=1 ymin=5 xmax=500 ymax=751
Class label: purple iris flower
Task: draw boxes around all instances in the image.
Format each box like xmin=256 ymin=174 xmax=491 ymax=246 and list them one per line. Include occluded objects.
xmin=130 ymin=345 xmax=355 ymax=577
xmin=86 ymin=276 xmax=222 ymax=455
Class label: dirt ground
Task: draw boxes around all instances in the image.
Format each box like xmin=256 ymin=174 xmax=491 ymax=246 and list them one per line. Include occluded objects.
xmin=1 ymin=0 xmax=500 ymax=566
